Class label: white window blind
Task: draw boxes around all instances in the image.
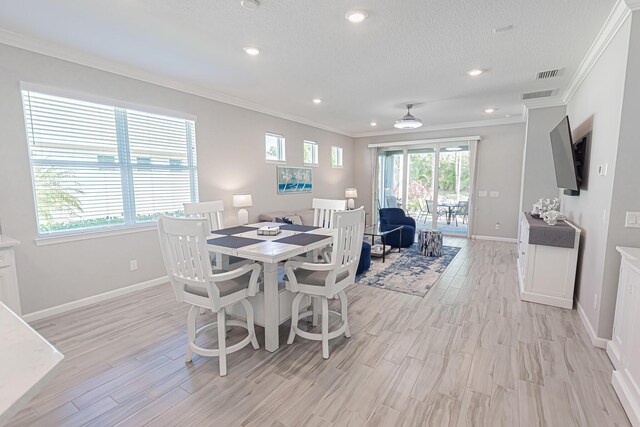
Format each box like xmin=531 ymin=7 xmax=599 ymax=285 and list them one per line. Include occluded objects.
xmin=22 ymin=90 xmax=198 ymax=236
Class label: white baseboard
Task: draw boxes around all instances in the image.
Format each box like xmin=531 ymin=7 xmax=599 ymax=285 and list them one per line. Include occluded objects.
xmin=22 ymin=276 xmax=168 ymax=323
xmin=576 ymin=300 xmax=609 ymax=349
xmin=472 ymin=235 xmax=517 ymax=243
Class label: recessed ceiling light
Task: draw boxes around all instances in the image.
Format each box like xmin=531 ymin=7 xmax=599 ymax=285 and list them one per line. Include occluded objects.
xmin=313 ymin=98 xmax=322 ymax=104
xmin=346 ymin=10 xmax=368 ymax=23
xmin=244 ymin=47 xmax=260 ymax=56
xmin=484 ymin=108 xmax=496 ymax=113
xmin=467 ymin=69 xmax=483 ymax=77
xmin=240 ymin=0 xmax=260 ymax=10
xmin=370 ymin=122 xmax=377 ymax=126
xmin=505 ymin=114 xmax=511 ymax=118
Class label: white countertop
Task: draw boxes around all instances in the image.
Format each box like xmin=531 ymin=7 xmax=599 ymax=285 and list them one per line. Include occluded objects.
xmin=0 ymin=236 xmax=20 ymax=250
xmin=0 ymin=302 xmax=63 ymax=426
xmin=617 ymin=246 xmax=640 ymax=274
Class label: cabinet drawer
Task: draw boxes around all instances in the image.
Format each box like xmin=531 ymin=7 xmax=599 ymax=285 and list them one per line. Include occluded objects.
xmin=0 ymin=250 xmax=13 ymax=268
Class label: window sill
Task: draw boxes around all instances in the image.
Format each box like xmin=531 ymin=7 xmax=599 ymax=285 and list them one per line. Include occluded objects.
xmin=266 ymin=160 xmax=287 ymax=165
xmin=35 ymin=223 xmax=158 ymax=246
xmin=332 ymin=165 xmax=344 ymax=169
xmin=303 ymin=163 xmax=319 ymax=168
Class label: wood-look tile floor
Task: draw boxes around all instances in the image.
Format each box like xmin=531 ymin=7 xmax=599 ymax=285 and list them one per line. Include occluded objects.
xmin=8 ymin=238 xmax=630 ymax=426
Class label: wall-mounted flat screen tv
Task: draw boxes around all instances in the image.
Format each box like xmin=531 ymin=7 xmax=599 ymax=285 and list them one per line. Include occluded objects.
xmin=550 ymin=116 xmax=585 ymax=196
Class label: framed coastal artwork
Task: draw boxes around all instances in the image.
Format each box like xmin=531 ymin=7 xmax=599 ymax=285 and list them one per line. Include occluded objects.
xmin=277 ymin=166 xmax=313 ymax=194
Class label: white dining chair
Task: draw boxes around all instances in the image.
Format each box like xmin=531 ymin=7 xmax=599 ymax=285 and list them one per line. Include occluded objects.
xmin=284 ymin=207 xmax=365 ymax=359
xmin=312 ymin=198 xmax=348 ymax=228
xmin=184 ymin=200 xmax=250 ymax=270
xmin=157 ymin=216 xmax=261 ymax=376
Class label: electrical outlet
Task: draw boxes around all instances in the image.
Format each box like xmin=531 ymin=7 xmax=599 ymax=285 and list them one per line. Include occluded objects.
xmin=130 ymin=260 xmax=138 ymax=271
xmin=495 ymin=222 xmax=501 ymax=230
xmin=625 ymin=212 xmax=640 ymax=228
xmin=594 ymin=293 xmax=598 ymax=310
xmin=478 ymin=190 xmax=488 ymax=197
xmin=489 ymin=191 xmax=500 ymax=198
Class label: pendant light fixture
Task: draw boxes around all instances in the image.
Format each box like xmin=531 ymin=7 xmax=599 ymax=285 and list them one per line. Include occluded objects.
xmin=394 ymin=104 xmax=423 ymax=129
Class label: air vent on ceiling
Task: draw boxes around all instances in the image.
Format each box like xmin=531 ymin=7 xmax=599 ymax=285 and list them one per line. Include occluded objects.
xmin=536 ymin=68 xmax=563 ymax=79
xmin=521 ymin=90 xmax=556 ymax=100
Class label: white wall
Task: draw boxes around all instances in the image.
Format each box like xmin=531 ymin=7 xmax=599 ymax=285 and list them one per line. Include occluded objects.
xmin=353 ymin=123 xmax=526 ymax=239
xmin=0 ymin=44 xmax=354 ymax=315
xmin=519 ymin=105 xmax=567 ymax=213
xmin=563 ymin=16 xmax=631 ymax=339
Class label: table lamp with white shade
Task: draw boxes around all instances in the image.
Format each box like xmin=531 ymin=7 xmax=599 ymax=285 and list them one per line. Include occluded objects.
xmin=232 ymin=194 xmax=253 ymax=225
xmin=345 ymin=188 xmax=358 ymax=210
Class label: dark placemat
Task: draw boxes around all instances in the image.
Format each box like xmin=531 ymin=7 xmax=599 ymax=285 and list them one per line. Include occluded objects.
xmin=214 ymin=226 xmax=257 ymax=236
xmin=274 ymin=233 xmax=331 ymax=246
xmin=279 ymin=224 xmax=321 ymax=232
xmin=207 ymin=236 xmax=264 ymax=249
xmin=524 ymin=213 xmax=575 ymax=248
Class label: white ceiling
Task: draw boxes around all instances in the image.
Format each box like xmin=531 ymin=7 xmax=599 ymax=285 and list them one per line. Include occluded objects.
xmin=0 ymin=0 xmax=616 ymax=136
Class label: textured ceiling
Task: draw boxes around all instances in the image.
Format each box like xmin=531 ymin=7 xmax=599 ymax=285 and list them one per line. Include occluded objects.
xmin=0 ymin=0 xmax=616 ymax=136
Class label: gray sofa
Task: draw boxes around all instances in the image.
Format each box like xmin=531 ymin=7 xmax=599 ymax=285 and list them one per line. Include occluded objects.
xmin=258 ymin=209 xmax=315 ymax=226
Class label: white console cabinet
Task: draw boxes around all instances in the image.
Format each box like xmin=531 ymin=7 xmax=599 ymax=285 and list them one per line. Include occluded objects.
xmin=607 ymin=247 xmax=640 ymax=426
xmin=0 ymin=236 xmax=21 ymax=315
xmin=517 ymin=212 xmax=580 ymax=309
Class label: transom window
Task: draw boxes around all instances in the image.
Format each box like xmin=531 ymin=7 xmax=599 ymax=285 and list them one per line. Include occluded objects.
xmin=331 ymin=145 xmax=343 ymax=167
xmin=21 ymin=90 xmax=198 ymax=236
xmin=303 ymin=140 xmax=318 ymax=165
xmin=265 ymin=132 xmax=286 ymax=162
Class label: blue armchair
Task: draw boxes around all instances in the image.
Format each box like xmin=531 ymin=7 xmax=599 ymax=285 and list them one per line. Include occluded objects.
xmin=379 ymin=208 xmax=416 ymax=248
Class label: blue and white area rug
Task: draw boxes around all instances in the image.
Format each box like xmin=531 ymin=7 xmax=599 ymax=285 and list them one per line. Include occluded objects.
xmin=357 ymin=246 xmax=461 ymax=297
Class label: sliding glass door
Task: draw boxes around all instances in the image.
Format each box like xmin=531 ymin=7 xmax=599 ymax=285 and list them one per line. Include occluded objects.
xmin=376 ymin=142 xmax=471 ymax=236
xmin=434 ymin=142 xmax=470 ymax=234
xmin=377 ymin=151 xmax=404 ymax=209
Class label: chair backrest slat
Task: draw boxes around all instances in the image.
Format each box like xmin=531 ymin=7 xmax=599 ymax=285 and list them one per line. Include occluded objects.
xmin=332 ymin=207 xmax=365 ymax=274
xmin=312 ymin=198 xmax=347 ymax=228
xmin=184 ymin=200 xmax=225 ymax=232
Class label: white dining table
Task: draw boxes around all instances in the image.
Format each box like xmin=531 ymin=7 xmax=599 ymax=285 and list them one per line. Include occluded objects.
xmin=207 ymin=222 xmax=333 ymax=352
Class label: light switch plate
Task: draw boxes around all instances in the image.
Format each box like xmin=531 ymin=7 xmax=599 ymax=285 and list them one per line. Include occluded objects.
xmin=598 ymin=163 xmax=608 ymax=176
xmin=489 ymin=191 xmax=500 ymax=198
xmin=478 ymin=190 xmax=487 ymax=197
xmin=626 ymin=212 xmax=640 ymax=228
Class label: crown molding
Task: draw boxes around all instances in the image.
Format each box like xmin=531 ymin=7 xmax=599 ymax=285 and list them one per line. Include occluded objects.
xmin=625 ymin=0 xmax=640 ymax=11
xmin=522 ymin=96 xmax=566 ymax=110
xmin=562 ymin=0 xmax=632 ymax=104
xmin=352 ymin=116 xmax=524 ymax=139
xmin=0 ymin=29 xmax=354 ymax=138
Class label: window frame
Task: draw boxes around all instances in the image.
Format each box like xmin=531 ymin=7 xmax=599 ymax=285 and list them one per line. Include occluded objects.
xmin=265 ymin=132 xmax=286 ymax=163
xmin=21 ymin=87 xmax=199 ymax=239
xmin=303 ymin=140 xmax=319 ymax=166
xmin=331 ymin=145 xmax=344 ymax=168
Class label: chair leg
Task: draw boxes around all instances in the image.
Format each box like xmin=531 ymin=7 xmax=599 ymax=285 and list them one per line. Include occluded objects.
xmin=338 ymin=291 xmax=351 ymax=338
xmin=217 ymin=308 xmax=227 ymax=376
xmin=288 ymin=293 xmax=303 ymax=345
xmin=185 ymin=305 xmax=198 ymax=363
xmin=321 ymin=297 xmax=329 ymax=359
xmin=312 ymin=296 xmax=320 ymax=327
xmin=241 ymin=299 xmax=259 ymax=350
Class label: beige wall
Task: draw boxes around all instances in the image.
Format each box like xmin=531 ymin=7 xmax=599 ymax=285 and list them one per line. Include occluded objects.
xmin=562 ymin=16 xmax=632 ymax=339
xmin=353 ymin=123 xmax=526 ymax=239
xmin=0 ymin=44 xmax=354 ymax=315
